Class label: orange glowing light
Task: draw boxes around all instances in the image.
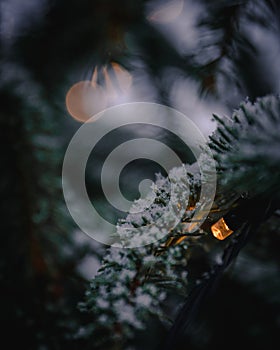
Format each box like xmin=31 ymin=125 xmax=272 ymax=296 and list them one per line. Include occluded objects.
xmin=66 ymin=63 xmax=132 ymax=122
xmin=187 ymin=206 xmax=195 ymax=211
xmin=65 ymin=81 xmax=106 ymax=123
xmin=103 ymin=62 xmax=133 ymax=102
xmin=211 ymin=217 xmax=234 ymax=240
xmin=174 ymin=235 xmax=187 ymax=245
xmin=164 ymin=234 xmax=186 ymax=247
xmin=148 ymin=0 xmax=184 ymax=24
xmin=187 ymin=209 xmax=206 ymax=233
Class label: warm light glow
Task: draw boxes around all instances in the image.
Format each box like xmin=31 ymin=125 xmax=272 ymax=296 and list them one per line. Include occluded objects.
xmin=186 ymin=209 xmax=205 ymax=233
xmin=147 ymin=0 xmax=184 ymax=24
xmin=103 ymin=62 xmax=133 ymax=102
xmin=66 ymin=62 xmax=132 ymax=122
xmin=165 ymin=235 xmax=186 ymax=247
xmin=91 ymin=66 xmax=98 ymax=84
xmin=65 ymin=81 xmax=106 ymax=122
xmin=174 ymin=235 xmax=187 ymax=245
xmin=111 ymin=62 xmax=133 ymax=92
xmin=211 ymin=217 xmax=234 ymax=240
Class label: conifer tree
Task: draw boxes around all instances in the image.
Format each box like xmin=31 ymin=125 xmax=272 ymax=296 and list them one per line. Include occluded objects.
xmin=1 ymin=1 xmax=280 ymax=349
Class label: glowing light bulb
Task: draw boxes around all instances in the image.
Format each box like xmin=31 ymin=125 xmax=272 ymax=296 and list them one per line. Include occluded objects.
xmin=211 ymin=217 xmax=234 ymax=240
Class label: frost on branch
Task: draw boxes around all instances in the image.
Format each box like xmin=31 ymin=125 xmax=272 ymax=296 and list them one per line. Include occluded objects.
xmin=210 ymin=94 xmax=280 ymax=202
xmin=78 ymin=163 xmax=207 ymax=348
xmin=78 ymin=94 xmax=280 ymax=348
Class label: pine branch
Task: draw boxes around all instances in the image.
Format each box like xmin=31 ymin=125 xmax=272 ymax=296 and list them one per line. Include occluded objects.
xmin=160 ymin=197 xmax=276 ymax=349
xmin=159 ymin=94 xmax=280 ymax=349
xmin=160 ymin=221 xmax=252 ymax=350
xmin=78 ymin=168 xmax=203 ymax=348
xmin=210 ymin=95 xmax=280 ymax=202
xmin=79 ymin=94 xmax=280 ymax=348
xmin=193 ymin=0 xmax=280 ymax=96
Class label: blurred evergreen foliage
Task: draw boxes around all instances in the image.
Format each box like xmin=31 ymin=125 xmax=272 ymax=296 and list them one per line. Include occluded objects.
xmin=0 ymin=0 xmax=280 ymax=349
xmin=0 ymin=61 xmax=93 ymax=348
